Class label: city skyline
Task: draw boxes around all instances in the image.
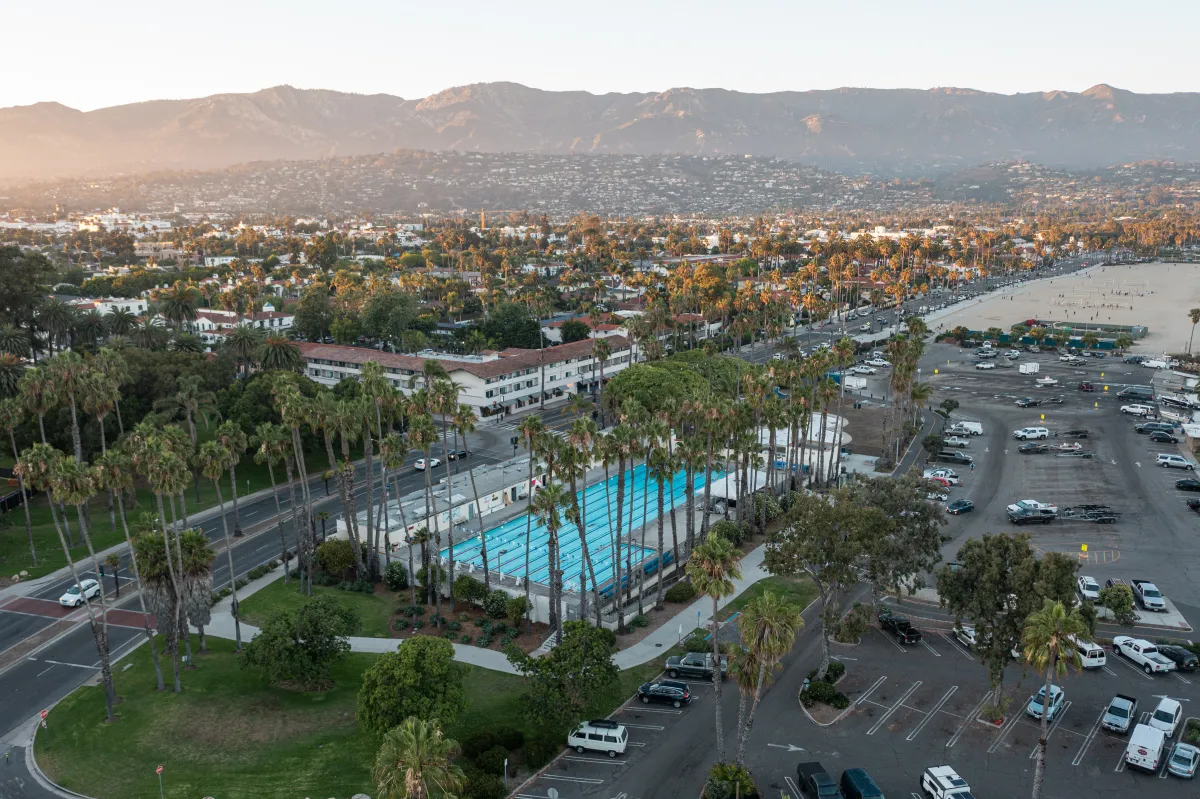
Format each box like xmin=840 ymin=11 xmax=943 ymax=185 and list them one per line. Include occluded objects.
xmin=6 ymin=0 xmax=1198 ymax=110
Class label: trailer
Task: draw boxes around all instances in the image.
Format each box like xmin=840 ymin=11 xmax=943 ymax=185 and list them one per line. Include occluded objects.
xmin=1059 ymin=505 xmax=1121 ymax=524
xmin=1019 ymin=362 xmax=1040 ymax=375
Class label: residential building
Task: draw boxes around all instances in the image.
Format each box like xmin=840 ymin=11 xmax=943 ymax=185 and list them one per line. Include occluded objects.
xmin=68 ymin=297 xmax=149 ymax=316
xmin=299 ymin=335 xmax=633 ymax=418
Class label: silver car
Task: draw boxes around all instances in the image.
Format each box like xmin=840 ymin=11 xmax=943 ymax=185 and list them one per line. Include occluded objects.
xmin=1168 ymin=742 xmax=1199 ymax=778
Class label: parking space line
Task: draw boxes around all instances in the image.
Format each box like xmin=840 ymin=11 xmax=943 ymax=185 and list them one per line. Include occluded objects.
xmin=906 ymin=686 xmax=957 ymax=741
xmin=875 ymin=628 xmax=908 ymax=653
xmin=1072 ymin=705 xmax=1109 ymax=766
xmin=560 ymin=756 xmax=624 ymax=766
xmin=1172 ymin=670 xmax=1193 ymax=685
xmin=619 ymin=707 xmax=682 ymax=715
xmin=542 ymin=774 xmax=607 ymax=784
xmin=783 ymin=776 xmax=802 ymax=799
xmin=1028 ymin=701 xmax=1072 ymax=759
xmin=1102 ymin=665 xmax=1118 ymax=677
xmin=921 ymin=639 xmax=941 ymax=657
xmin=855 ymin=675 xmax=887 ymax=706
xmin=1109 ymin=651 xmax=1156 ymax=681
xmin=988 ymin=698 xmax=1031 ymax=753
xmin=621 ymin=723 xmax=665 ymax=730
xmin=867 ymin=681 xmax=922 ymax=735
xmin=938 ymin=631 xmax=974 ymax=661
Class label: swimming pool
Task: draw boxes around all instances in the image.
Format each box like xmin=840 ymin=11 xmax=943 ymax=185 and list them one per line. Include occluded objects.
xmin=441 ymin=463 xmax=717 ymax=592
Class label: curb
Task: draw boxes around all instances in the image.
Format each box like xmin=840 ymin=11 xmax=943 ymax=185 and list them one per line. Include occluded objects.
xmin=26 ymin=716 xmax=94 ymax=799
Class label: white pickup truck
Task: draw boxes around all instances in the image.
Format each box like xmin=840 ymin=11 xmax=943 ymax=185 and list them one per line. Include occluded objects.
xmin=1131 ymin=579 xmax=1167 ymax=612
xmin=1113 ymin=636 xmax=1177 ymax=674
xmin=1006 ymin=499 xmax=1057 ymax=515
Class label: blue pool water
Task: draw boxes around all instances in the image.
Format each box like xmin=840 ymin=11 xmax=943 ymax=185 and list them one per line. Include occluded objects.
xmin=440 ymin=464 xmax=717 ymax=592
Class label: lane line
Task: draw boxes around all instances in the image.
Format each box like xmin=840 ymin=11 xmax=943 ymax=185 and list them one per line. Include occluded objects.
xmin=988 ymin=698 xmax=1030 ymax=754
xmin=867 ymin=681 xmax=922 ymax=735
xmin=946 ymin=690 xmax=991 ymax=748
xmin=921 ymin=639 xmax=941 ymax=657
xmin=907 ymin=686 xmax=957 ymax=741
xmin=1072 ymin=705 xmax=1109 ymax=766
xmin=938 ymin=631 xmax=974 ymax=661
xmin=1029 ymin=701 xmax=1072 ymax=759
xmin=855 ymin=675 xmax=888 ymax=706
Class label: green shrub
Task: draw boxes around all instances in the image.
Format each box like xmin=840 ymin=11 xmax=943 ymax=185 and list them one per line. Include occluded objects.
xmin=665 ymin=581 xmax=696 ymax=603
xmin=752 ymin=491 xmax=782 ymax=522
xmin=315 ymin=538 xmax=355 ymax=578
xmin=416 ymin=564 xmax=447 ymax=588
xmin=460 ymin=634 xmax=472 ymax=644
xmin=453 ymin=574 xmax=488 ymax=605
xmin=492 ymin=726 xmax=525 ymax=751
xmin=476 ymin=635 xmax=493 ymax=648
xmin=683 ymin=631 xmax=710 ymax=652
xmin=474 ymin=744 xmax=509 ymax=776
xmin=483 ymin=589 xmax=509 ymax=619
xmin=630 ymin=614 xmax=649 ymax=629
xmin=313 ymin=571 xmax=339 ymax=587
xmin=505 ymin=595 xmax=529 ymax=623
xmin=835 ymin=602 xmax=872 ymax=643
xmin=458 ymin=612 xmax=471 ymax=622
xmin=447 ymin=621 xmax=462 ymax=633
xmin=384 ymin=561 xmax=409 ymax=591
xmin=823 ymin=661 xmax=846 ymax=683
xmin=411 ymin=620 xmax=424 ymax=631
xmin=522 ymin=735 xmax=561 ymax=769
xmin=462 ymin=766 xmax=507 ymax=799
xmin=400 ymin=605 xmax=426 ymax=617
xmin=709 ymin=519 xmax=751 ymax=546
xmin=234 ymin=578 xmax=248 ymax=590
xmin=800 ymin=680 xmax=849 ymax=710
xmin=338 ymin=579 xmax=373 ymax=594
xmin=267 ymin=559 xmax=279 ymax=570
xmin=704 ymin=761 xmax=759 ymax=799
xmin=1184 ymin=718 xmax=1200 ymax=746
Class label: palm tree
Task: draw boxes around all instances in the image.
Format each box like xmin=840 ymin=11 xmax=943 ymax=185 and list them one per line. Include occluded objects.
xmin=74 ymin=311 xmax=107 ymax=350
xmin=37 ymin=300 xmax=76 ymax=355
xmin=567 ymin=417 xmax=602 ymax=622
xmin=94 ymin=347 xmax=130 ymax=436
xmin=1022 ymin=599 xmax=1086 ymax=799
xmin=158 ymin=284 xmax=201 ymax=332
xmin=131 ymin=319 xmax=169 ymax=351
xmin=592 ymin=337 xmax=611 ymax=427
xmin=452 ymin=404 xmax=492 ymax=590
xmin=909 ymin=381 xmax=934 ymax=429
xmin=225 ymin=326 xmax=263 ymax=377
xmin=104 ymin=307 xmax=137 ymax=337
xmin=80 ymin=369 xmax=120 ymax=530
xmin=153 ymin=375 xmax=219 ymax=502
xmin=179 ymin=528 xmax=216 ymax=653
xmin=686 ymin=531 xmax=743 ymax=763
xmin=1189 ymin=309 xmax=1200 ymax=355
xmin=197 ymin=439 xmax=244 ymax=651
xmin=430 ymin=379 xmax=461 ymax=607
xmin=0 ymin=324 xmax=31 ymax=358
xmin=169 ymin=332 xmax=204 ymax=353
xmin=214 ymin=421 xmax=249 ymax=537
xmin=407 ymin=411 xmax=440 ymax=615
xmin=0 ymin=353 xmax=24 ymax=398
xmin=46 ymin=350 xmax=89 ymax=463
xmin=732 ymin=591 xmax=804 ymax=764
xmin=532 ymin=482 xmax=569 ymax=644
xmin=372 ymin=717 xmax=465 ymax=799
xmin=259 ymin=334 xmax=302 ymax=371
xmin=647 ymin=443 xmax=677 ymax=611
xmin=0 ymin=399 xmax=36 ymax=565
xmin=19 ymin=365 xmax=71 ymax=543
xmin=95 ymin=449 xmax=165 ymax=690
xmin=252 ymin=422 xmax=292 ymax=581
xmin=517 ymin=415 xmax=546 ymax=631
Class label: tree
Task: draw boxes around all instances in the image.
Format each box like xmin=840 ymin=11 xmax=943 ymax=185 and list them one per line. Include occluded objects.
xmin=765 ymin=488 xmax=865 ymax=674
xmin=259 ymin=334 xmax=302 ymax=372
xmin=158 ymin=284 xmax=201 ymax=331
xmin=0 ymin=399 xmax=36 ymax=565
xmin=331 ymin=313 xmax=362 ymax=345
xmin=560 ymin=319 xmax=591 ymax=343
xmin=293 ymin=282 xmax=334 ymax=341
xmin=362 ymin=289 xmax=420 ymax=345
xmin=225 ymin=326 xmax=263 ymax=376
xmin=1189 ymin=309 xmax=1200 ymax=355
xmin=0 ymin=246 xmax=56 ymax=333
xmin=936 ymin=533 xmax=1039 ymax=720
xmin=373 ymin=717 xmax=465 ymax=799
xmin=241 ymin=594 xmax=361 ymax=690
xmin=849 ymin=474 xmax=947 ymax=601
xmin=480 ymin=302 xmax=541 ymax=350
xmin=1023 ymin=599 xmax=1086 ymax=799
xmin=1098 ymin=583 xmax=1138 ymax=626
xmin=506 ymin=620 xmax=619 ymax=737
xmin=687 ymin=532 xmax=743 ymax=763
xmin=358 ymin=638 xmax=467 ymax=737
xmin=921 ymin=434 xmax=945 ymax=456
xmin=732 ymin=591 xmax=804 ymax=765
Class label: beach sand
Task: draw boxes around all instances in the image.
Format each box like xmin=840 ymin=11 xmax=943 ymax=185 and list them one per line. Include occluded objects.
xmin=925 ymin=262 xmax=1200 ymax=353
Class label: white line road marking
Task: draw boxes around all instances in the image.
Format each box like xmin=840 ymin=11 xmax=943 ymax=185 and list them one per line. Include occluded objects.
xmin=868 ymin=681 xmax=922 ymax=735
xmin=921 ymin=639 xmax=941 ymax=657
xmin=1102 ymin=666 xmax=1118 ymax=676
xmin=907 ymin=686 xmax=958 ymax=741
xmin=1172 ymin=671 xmax=1193 ymax=685
xmin=856 ymin=676 xmax=888 ymax=706
xmin=1072 ymin=706 xmax=1109 ymax=766
xmin=620 ymin=724 xmax=664 ymax=731
xmin=1109 ymin=651 xmax=1156 ymax=681
xmin=618 ymin=707 xmax=681 ymax=715
xmin=939 ymin=631 xmax=974 ymax=661
xmin=767 ymin=743 xmax=806 ymax=752
xmin=988 ymin=699 xmax=1030 ymax=753
xmin=36 ymin=659 xmax=96 ymax=670
xmin=541 ymin=774 xmax=606 ymax=784
xmin=877 ymin=628 xmax=907 ymax=652
xmin=1029 ymin=701 xmax=1072 ymax=759
xmin=560 ymin=757 xmax=624 ymax=766
xmin=783 ymin=777 xmax=802 ymax=799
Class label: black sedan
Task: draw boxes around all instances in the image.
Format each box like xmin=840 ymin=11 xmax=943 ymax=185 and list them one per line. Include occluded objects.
xmin=946 ymin=499 xmax=975 ymax=515
xmin=1150 ymin=431 xmax=1180 ymax=444
xmin=1158 ymin=645 xmax=1199 ymax=671
xmin=1188 ymin=498 xmax=1200 ymax=514
xmin=637 ymin=680 xmax=691 ymax=708
xmin=1019 ymin=443 xmax=1051 ymax=454
xmin=446 ymin=449 xmax=470 ymax=461
xmin=1016 ymin=397 xmax=1042 ymax=408
xmin=1177 ymin=479 xmax=1200 ymax=492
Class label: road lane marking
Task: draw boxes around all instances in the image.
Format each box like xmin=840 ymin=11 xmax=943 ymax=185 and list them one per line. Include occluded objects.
xmin=1109 ymin=650 xmax=1156 ymax=681
xmin=620 ymin=723 xmax=664 ymax=731
xmin=1029 ymin=701 xmax=1072 ymax=759
xmin=783 ymin=776 xmax=802 ymax=799
xmin=34 ymin=659 xmax=96 ymax=669
xmin=921 ymin=639 xmax=941 ymax=657
xmin=988 ymin=698 xmax=1030 ymax=753
xmin=876 ymin=628 xmax=907 ymax=652
xmin=1072 ymin=705 xmax=1109 ymax=766
xmin=1172 ymin=671 xmax=1193 ymax=685
xmin=946 ymin=690 xmax=992 ymax=748
xmin=541 ymin=774 xmax=606 ymax=784
xmin=938 ymin=631 xmax=973 ymax=660
xmin=867 ymin=681 xmax=922 ymax=735
xmin=855 ymin=675 xmax=887 ymax=706
xmin=907 ymin=686 xmax=957 ymax=741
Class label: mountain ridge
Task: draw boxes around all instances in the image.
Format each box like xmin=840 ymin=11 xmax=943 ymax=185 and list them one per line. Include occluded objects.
xmin=3 ymin=82 xmax=1200 ymax=181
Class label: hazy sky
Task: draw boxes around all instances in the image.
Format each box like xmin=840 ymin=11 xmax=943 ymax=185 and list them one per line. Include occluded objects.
xmin=8 ymin=0 xmax=1199 ymax=110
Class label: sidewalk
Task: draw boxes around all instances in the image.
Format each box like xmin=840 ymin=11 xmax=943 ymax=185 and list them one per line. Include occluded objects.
xmin=206 ymin=540 xmax=776 ymax=674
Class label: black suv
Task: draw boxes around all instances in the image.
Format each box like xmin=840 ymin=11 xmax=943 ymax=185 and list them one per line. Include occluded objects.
xmin=877 ymin=609 xmax=923 ymax=643
xmin=1018 ymin=443 xmax=1050 ymax=454
xmin=1015 ymin=397 xmax=1041 ymax=408
xmin=1150 ymin=430 xmax=1180 ymax=444
xmin=1158 ymin=645 xmax=1199 ymax=671
xmin=637 ymin=679 xmax=691 ymax=708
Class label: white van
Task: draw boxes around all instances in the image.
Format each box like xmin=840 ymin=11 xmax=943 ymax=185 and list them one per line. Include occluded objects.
xmin=1125 ymin=724 xmax=1166 ymax=772
xmin=1069 ymin=635 xmax=1106 ymax=669
xmin=948 ymin=421 xmax=984 ymax=436
xmin=567 ymin=719 xmax=628 ymax=758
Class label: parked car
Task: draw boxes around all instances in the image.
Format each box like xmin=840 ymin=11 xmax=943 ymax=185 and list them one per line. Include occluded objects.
xmin=922 ymin=468 xmax=961 ymax=485
xmin=944 ymin=436 xmax=971 ymax=448
xmin=795 ymin=762 xmax=843 ymax=799
xmin=946 ymin=499 xmax=975 ymax=515
xmin=1150 ymin=431 xmax=1180 ymax=444
xmin=850 ymin=364 xmax=877 ymax=375
xmin=1188 ymin=498 xmax=1200 ymax=514
xmin=59 ymin=578 xmax=101 ymax=607
xmin=1158 ymin=454 xmax=1196 ymax=470
xmin=1005 ymin=349 xmax=1021 ymax=358
xmin=1013 ymin=427 xmax=1049 ymax=440
xmin=1149 ymin=697 xmax=1184 ymax=736
xmin=840 ymin=768 xmax=884 ymax=799
xmin=1015 ymin=397 xmax=1041 ymax=408
xmin=1113 ymin=636 xmax=1177 ymax=674
xmin=975 ymin=361 xmax=996 ymax=370
xmin=877 ymin=609 xmax=923 ymax=643
xmin=637 ymin=679 xmax=692 ymax=708
xmin=1102 ymin=694 xmax=1138 ymax=734
xmin=1077 ymin=575 xmax=1101 ymax=602
xmin=1078 ymin=381 xmax=1095 ymax=392
xmin=1125 ymin=724 xmax=1166 ymax=772
xmin=865 ymin=358 xmax=890 ymax=368
xmin=665 ymin=651 xmax=727 ymax=680
xmin=935 ymin=451 xmax=973 ymax=465
xmin=1176 ymin=478 xmax=1200 ymax=491
xmin=1018 ymin=442 xmax=1050 ymax=454
xmin=567 ymin=719 xmax=627 ymax=758
xmin=1168 ymin=743 xmax=1200 ymax=779
xmin=1158 ymin=644 xmax=1199 ymax=671
xmin=1138 ymin=422 xmax=1176 ymax=434
xmin=1055 ymin=429 xmax=1090 ymax=439
xmin=1026 ymin=685 xmax=1065 ymax=721
xmin=920 ymin=766 xmax=974 ymax=799
xmin=1121 ymin=404 xmax=1157 ymax=416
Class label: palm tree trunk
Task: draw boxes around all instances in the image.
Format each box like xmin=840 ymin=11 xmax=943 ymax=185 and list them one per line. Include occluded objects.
xmin=74 ymin=502 xmax=117 ymax=720
xmin=423 ymin=446 xmax=442 ymax=625
xmin=265 ymin=460 xmax=288 ymax=583
xmin=363 ymin=426 xmax=377 ymax=581
xmin=211 ymin=480 xmax=242 ymax=651
xmin=8 ymin=431 xmax=37 ymax=567
xmin=115 ymin=491 xmax=164 ymax=690
xmin=701 ymin=429 xmax=714 ymax=539
xmin=735 ymin=663 xmax=769 ymax=765
xmin=463 ymin=444 xmax=490 ymax=591
xmin=523 ymin=453 xmax=534 ymax=633
xmin=1031 ymin=656 xmax=1056 ymax=799
xmin=438 ymin=423 xmax=455 ymax=608
xmin=614 ymin=454 xmax=626 ymax=632
xmin=229 ymin=461 xmax=244 ymax=536
xmin=167 ymin=495 xmax=193 ymax=670
xmin=683 ymin=459 xmax=695 ymax=555
xmin=711 ymin=594 xmax=725 ymax=762
xmin=99 ymin=422 xmax=116 ymax=532
xmin=655 ymin=477 xmax=666 ymax=610
xmin=636 ymin=447 xmax=651 ymax=615
xmin=154 ymin=493 xmax=182 ymax=693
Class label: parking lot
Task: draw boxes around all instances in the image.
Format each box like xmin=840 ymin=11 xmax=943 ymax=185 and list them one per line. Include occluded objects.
xmin=922 ymin=341 xmax=1200 ymax=625
xmin=742 ymin=629 xmax=1200 ymax=799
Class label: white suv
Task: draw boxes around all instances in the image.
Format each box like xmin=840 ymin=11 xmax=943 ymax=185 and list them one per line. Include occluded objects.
xmin=1121 ymin=404 xmax=1156 ymax=416
xmin=1157 ymin=454 xmax=1196 ymax=470
xmin=1013 ymin=427 xmax=1049 ymax=440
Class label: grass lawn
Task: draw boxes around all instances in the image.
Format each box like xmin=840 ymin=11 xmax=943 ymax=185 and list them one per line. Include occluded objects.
xmin=720 ymin=575 xmax=818 ymax=621
xmin=1 ymin=448 xmax=334 ymax=581
xmin=239 ymin=578 xmax=398 ymax=638
xmin=38 ymin=634 xmax=672 ymax=799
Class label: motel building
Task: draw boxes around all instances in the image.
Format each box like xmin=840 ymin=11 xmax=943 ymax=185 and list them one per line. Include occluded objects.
xmin=298 ymin=335 xmax=634 ymax=419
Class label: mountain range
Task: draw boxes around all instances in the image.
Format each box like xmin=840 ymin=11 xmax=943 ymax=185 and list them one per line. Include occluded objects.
xmin=3 ymin=82 xmax=1200 ymax=182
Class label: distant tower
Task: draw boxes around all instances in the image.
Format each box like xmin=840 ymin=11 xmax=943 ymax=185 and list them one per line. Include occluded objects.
xmin=480 ymin=209 xmax=486 ymax=230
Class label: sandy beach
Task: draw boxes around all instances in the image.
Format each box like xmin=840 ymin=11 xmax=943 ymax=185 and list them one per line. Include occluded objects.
xmin=925 ymin=262 xmax=1200 ymax=353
